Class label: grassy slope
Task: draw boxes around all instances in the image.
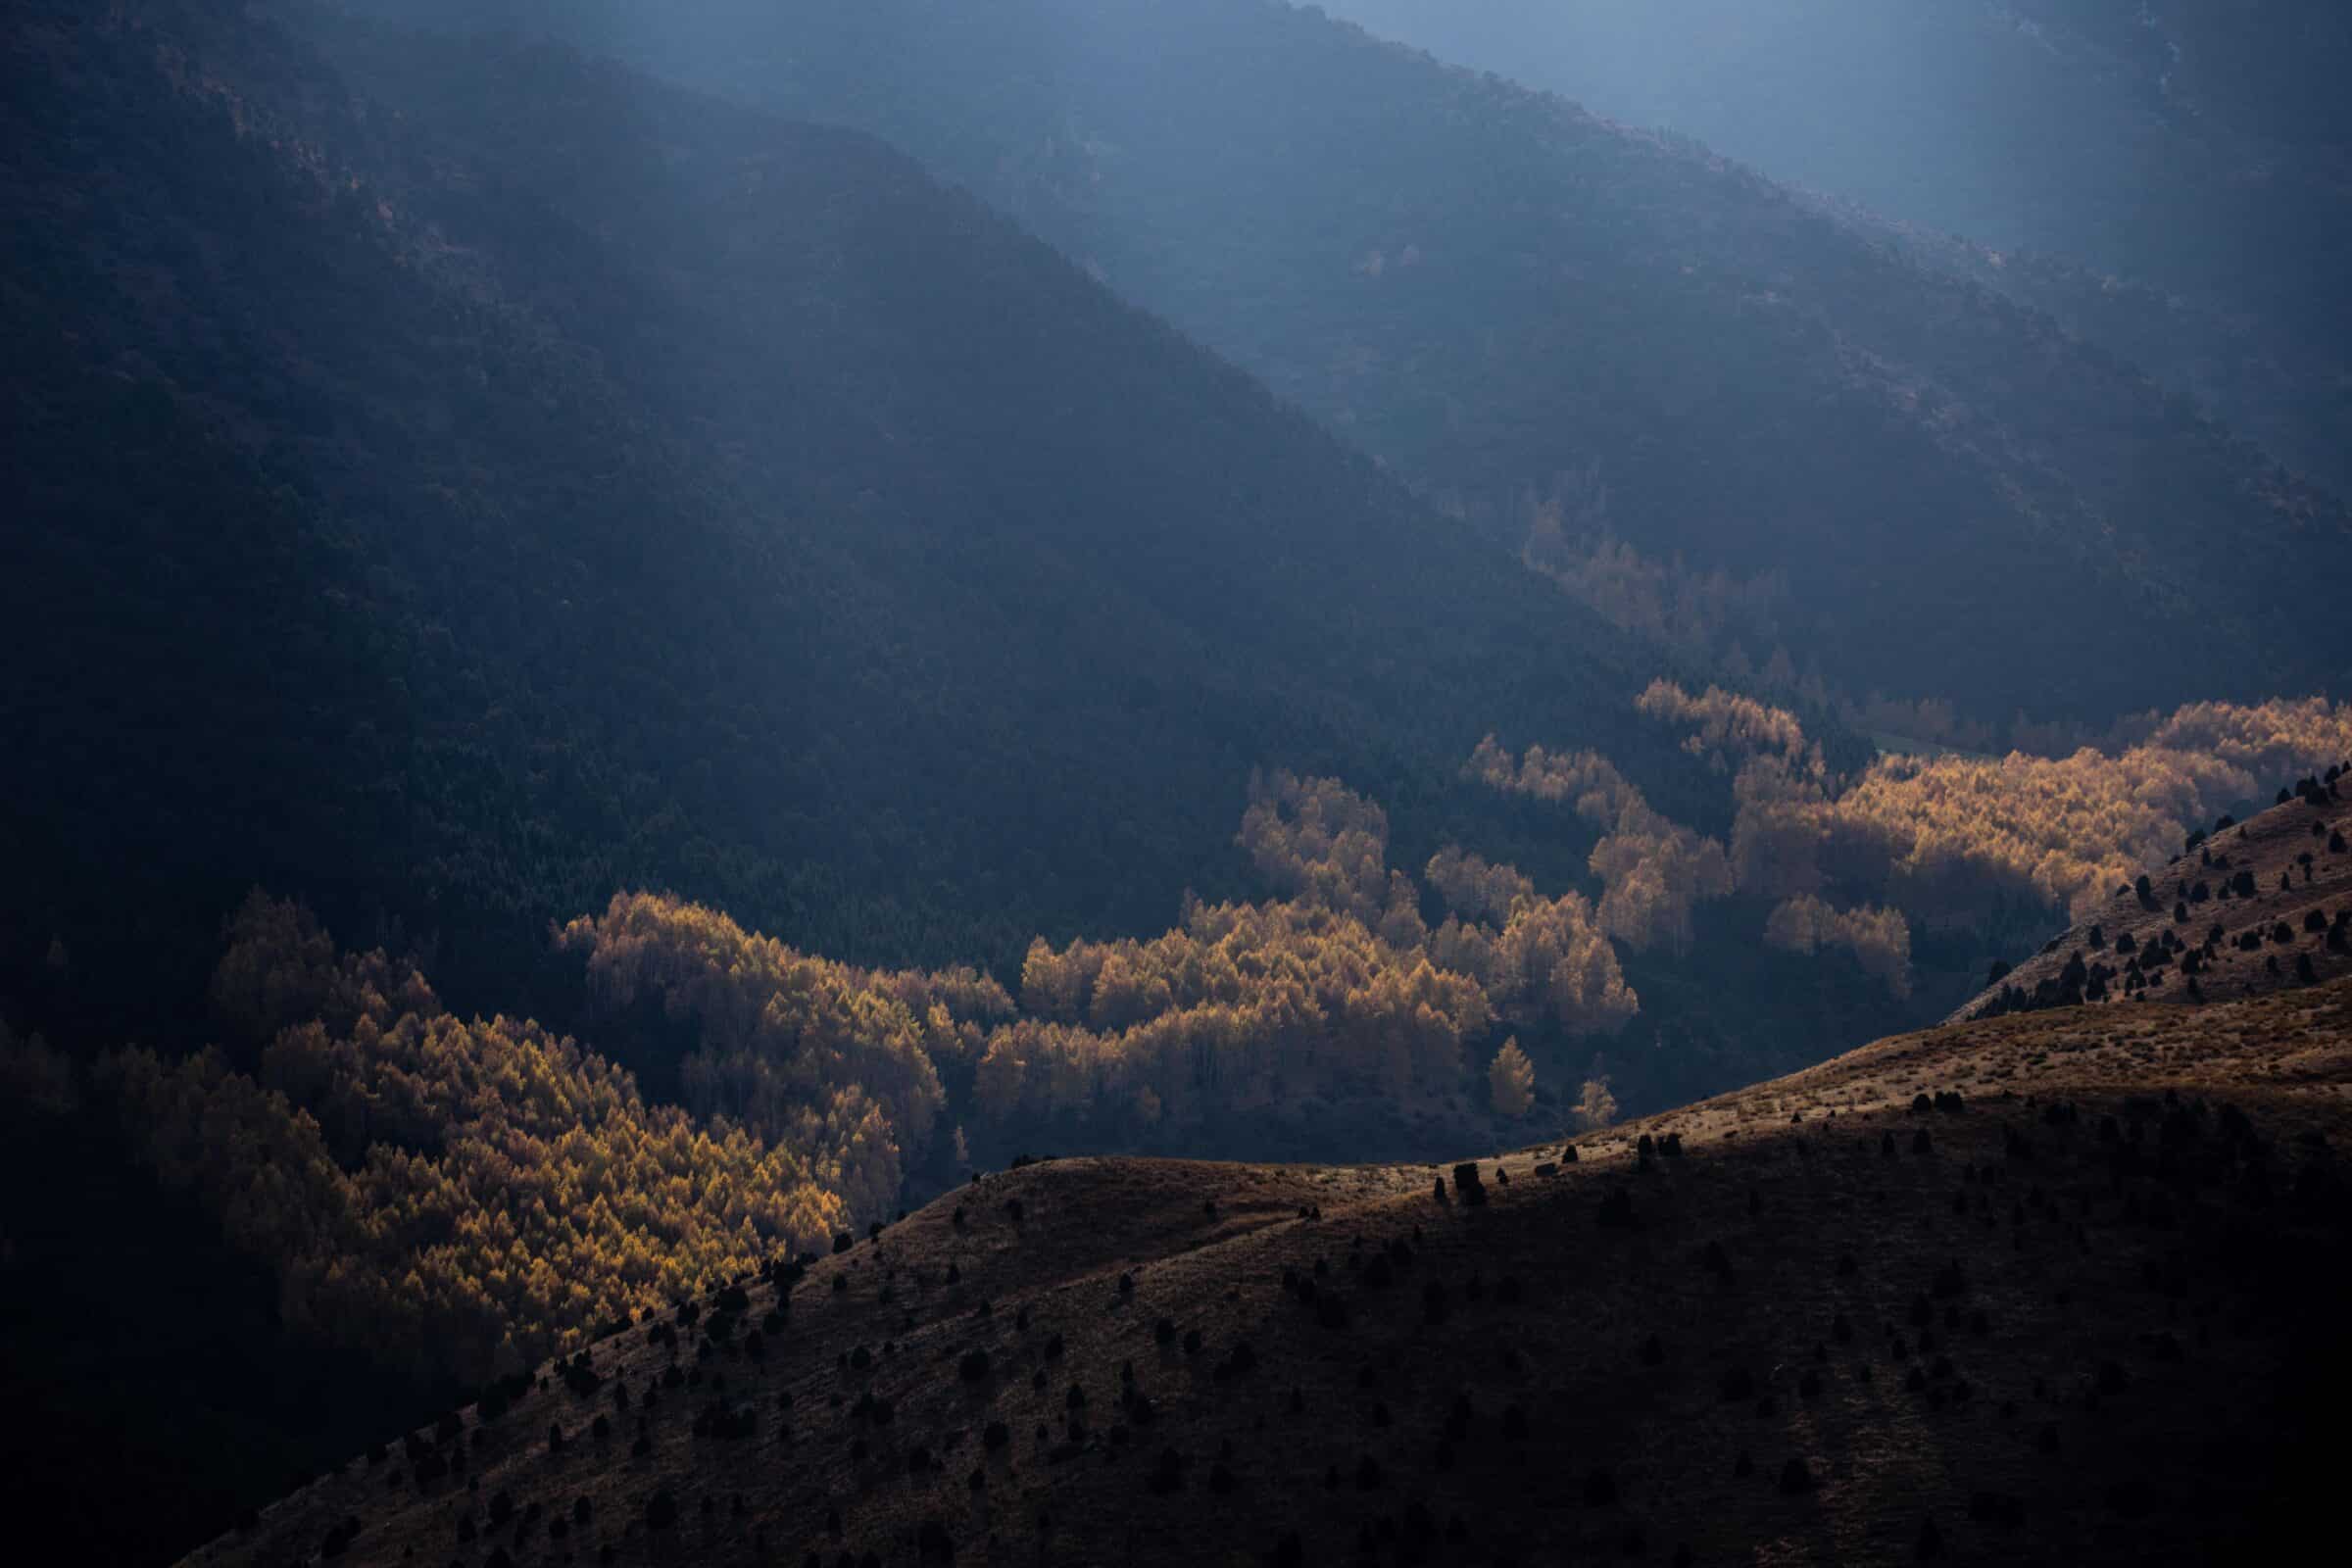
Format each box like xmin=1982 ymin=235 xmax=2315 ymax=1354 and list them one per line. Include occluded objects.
xmin=196 ymin=978 xmax=2352 ymax=1566
xmin=1952 ymin=783 xmax=2352 ymax=1021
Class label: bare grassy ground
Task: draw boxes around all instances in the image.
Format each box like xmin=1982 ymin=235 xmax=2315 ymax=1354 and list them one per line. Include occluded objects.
xmin=1948 ymin=784 xmax=2351 ymax=1021
xmin=189 ymin=972 xmax=2352 ymax=1568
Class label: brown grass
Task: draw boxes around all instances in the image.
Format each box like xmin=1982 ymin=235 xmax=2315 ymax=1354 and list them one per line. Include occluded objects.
xmin=1948 ymin=785 xmax=2352 ymax=1022
xmin=188 ymin=963 xmax=2352 ymax=1568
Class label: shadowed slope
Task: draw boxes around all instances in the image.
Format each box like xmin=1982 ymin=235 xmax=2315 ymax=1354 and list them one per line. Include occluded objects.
xmin=3 ymin=0 xmax=1668 ymax=1039
xmin=195 ymin=979 xmax=2352 ymax=1566
xmin=353 ymin=0 xmax=2352 ymax=723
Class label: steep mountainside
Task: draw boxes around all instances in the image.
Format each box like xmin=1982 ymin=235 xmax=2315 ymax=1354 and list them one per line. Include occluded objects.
xmin=2 ymin=0 xmax=1691 ymax=1044
xmin=1323 ymin=0 xmax=2352 ymax=493
xmin=355 ymin=0 xmax=2352 ymax=722
xmin=191 ymin=976 xmax=2352 ymax=1566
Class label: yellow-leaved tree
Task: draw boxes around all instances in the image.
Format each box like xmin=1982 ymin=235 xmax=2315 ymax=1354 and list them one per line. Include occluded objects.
xmin=1489 ymin=1037 xmax=1536 ymax=1118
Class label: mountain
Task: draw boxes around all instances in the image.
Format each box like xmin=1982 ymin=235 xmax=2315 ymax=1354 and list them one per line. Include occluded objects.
xmin=183 ymin=974 xmax=2352 ymax=1566
xmin=1321 ymin=0 xmax=2352 ymax=495
xmin=13 ymin=4 xmax=2348 ymax=1562
xmin=3 ymin=0 xmax=1707 ymax=1049
xmin=350 ymin=0 xmax=2352 ymax=724
xmin=2 ymin=9 xmax=1885 ymax=1553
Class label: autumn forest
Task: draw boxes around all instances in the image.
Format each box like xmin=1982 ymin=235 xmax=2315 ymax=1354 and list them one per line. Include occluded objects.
xmin=6 ymin=1 xmax=2352 ymax=1562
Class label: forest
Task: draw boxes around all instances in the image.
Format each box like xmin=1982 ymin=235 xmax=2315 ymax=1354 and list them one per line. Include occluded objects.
xmin=6 ymin=1 xmax=2352 ymax=1561
xmin=352 ymin=0 xmax=2352 ymax=723
xmin=1325 ymin=0 xmax=2352 ymax=495
xmin=20 ymin=691 xmax=2347 ymax=1413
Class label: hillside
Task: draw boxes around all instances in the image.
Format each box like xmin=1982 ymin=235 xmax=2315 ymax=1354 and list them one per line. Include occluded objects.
xmin=1959 ymin=767 xmax=2352 ymax=1020
xmin=16 ymin=5 xmax=2352 ymax=1562
xmin=352 ymin=0 xmax=2352 ymax=723
xmin=2 ymin=0 xmax=1695 ymax=1047
xmin=1 ymin=8 xmax=1947 ymax=1554
xmin=1322 ymin=0 xmax=2352 ymax=495
xmin=188 ymin=976 xmax=2352 ymax=1566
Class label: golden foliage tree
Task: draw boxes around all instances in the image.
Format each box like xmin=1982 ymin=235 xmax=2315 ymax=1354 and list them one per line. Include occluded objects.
xmin=1236 ymin=768 xmax=1395 ymax=922
xmin=1575 ymin=1073 xmax=1619 ymax=1131
xmin=1489 ymin=1037 xmax=1536 ymax=1117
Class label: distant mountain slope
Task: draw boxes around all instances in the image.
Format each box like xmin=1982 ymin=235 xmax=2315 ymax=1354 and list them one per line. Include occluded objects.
xmin=357 ymin=0 xmax=2352 ymax=722
xmin=1957 ymin=771 xmax=2352 ymax=1020
xmin=193 ymin=976 xmax=2352 ymax=1567
xmin=3 ymin=0 xmax=1688 ymax=1040
xmin=1322 ymin=0 xmax=2352 ymax=493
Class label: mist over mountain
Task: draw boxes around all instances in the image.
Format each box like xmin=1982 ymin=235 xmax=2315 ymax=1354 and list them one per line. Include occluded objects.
xmin=352 ymin=0 xmax=2352 ymax=724
xmin=1323 ymin=0 xmax=2352 ymax=492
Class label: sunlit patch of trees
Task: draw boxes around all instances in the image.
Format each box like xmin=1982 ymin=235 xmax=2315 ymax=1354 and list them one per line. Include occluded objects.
xmin=90 ymin=686 xmax=2340 ymax=1400
xmin=1465 ymin=735 xmax=1643 ymax=826
xmin=1477 ymin=684 xmax=2350 ymax=993
xmin=1466 ymin=734 xmax=1736 ymax=953
xmin=1237 ymin=768 xmax=1420 ymax=939
xmin=1762 ymin=715 xmax=2350 ymax=922
xmin=104 ymin=897 xmax=848 ymax=1386
xmin=1635 ymin=679 xmax=1822 ymax=772
xmin=1425 ymin=840 xmax=1640 ymax=1033
xmin=978 ymin=895 xmax=1490 ymax=1129
xmin=1588 ymin=825 xmax=1737 ymax=954
xmin=977 ymin=776 xmax=1635 ymax=1133
xmin=1426 ymin=885 xmax=1642 ymax=1036
xmin=1425 ymin=845 xmax=1537 ymax=923
xmin=557 ymin=892 xmax=1011 ymax=1216
xmin=1761 ymin=897 xmax=1913 ymax=999
xmin=1642 ymin=685 xmax=2352 ymax=923
xmin=1573 ymin=1072 xmax=1619 ymax=1131
xmin=1797 ymin=749 xmax=2239 ymax=919
xmin=83 ymin=779 xmax=1659 ymax=1390
xmin=2140 ymin=699 xmax=2352 ymax=784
